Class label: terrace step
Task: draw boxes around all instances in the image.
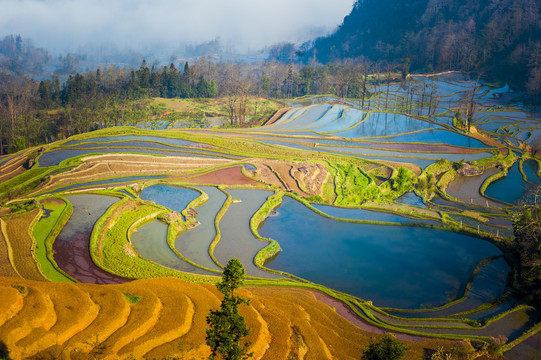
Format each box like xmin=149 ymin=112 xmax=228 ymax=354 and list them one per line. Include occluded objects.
xmin=0 ymin=154 xmax=26 ymax=174
xmin=98 ymin=281 xmax=163 ymax=359
xmin=252 ymin=296 xmax=292 ymax=360
xmin=0 ymin=220 xmax=22 ymax=278
xmin=253 ymin=288 xmax=345 ymax=360
xmin=295 ymin=292 xmax=368 ymax=358
xmin=15 ymin=282 xmax=99 ymax=359
xmin=62 ymin=283 xmax=131 ymax=357
xmin=0 ymin=285 xmax=56 ymax=354
xmin=4 ymin=209 xmax=47 ymax=281
xmin=288 ymin=305 xmax=333 ymax=360
xmin=142 ymin=282 xmax=221 ymax=359
xmin=0 ymin=163 xmax=25 ymax=183
xmin=239 ymin=289 xmax=271 ymax=360
xmin=117 ymin=278 xmax=195 ymax=359
xmin=0 ymin=286 xmax=24 ymax=327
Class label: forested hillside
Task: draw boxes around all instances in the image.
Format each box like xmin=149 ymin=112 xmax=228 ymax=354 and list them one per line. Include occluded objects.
xmin=0 ymin=34 xmax=49 ymax=75
xmin=310 ymin=0 xmax=541 ymax=97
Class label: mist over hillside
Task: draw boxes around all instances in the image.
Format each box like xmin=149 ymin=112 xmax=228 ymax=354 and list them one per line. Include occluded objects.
xmin=0 ymin=0 xmax=355 ymax=64
xmin=308 ymin=0 xmax=541 ymax=94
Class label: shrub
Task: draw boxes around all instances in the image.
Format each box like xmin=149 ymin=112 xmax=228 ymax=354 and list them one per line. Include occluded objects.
xmin=360 ymin=333 xmax=408 ymax=360
xmin=392 ymin=167 xmax=414 ymax=193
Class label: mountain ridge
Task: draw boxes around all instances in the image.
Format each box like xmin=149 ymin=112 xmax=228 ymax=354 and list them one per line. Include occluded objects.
xmin=309 ymin=0 xmax=541 ymax=96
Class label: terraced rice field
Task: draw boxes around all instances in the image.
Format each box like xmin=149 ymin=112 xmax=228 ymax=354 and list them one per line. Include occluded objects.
xmin=0 ymin=276 xmax=461 ymax=360
xmin=1 ymin=74 xmax=541 ymax=359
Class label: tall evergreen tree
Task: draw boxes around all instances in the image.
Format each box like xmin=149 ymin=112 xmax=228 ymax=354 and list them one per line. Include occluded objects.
xmin=206 ymin=258 xmax=252 ymax=360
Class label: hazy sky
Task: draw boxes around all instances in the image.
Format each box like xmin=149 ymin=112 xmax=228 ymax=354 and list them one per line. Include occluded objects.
xmin=1 ymin=0 xmax=356 ymax=53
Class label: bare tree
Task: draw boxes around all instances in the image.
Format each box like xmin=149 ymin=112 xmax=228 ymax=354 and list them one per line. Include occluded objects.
xmin=427 ymin=78 xmax=439 ymax=115
xmin=356 ymin=61 xmax=371 ymax=110
xmin=383 ymin=62 xmax=395 ymax=111
xmin=460 ymin=76 xmax=482 ymax=131
xmin=334 ymin=61 xmax=354 ymax=104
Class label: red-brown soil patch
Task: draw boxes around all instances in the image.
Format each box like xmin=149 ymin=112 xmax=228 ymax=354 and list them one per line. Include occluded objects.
xmin=179 ymin=166 xmax=260 ymax=186
xmin=469 ymin=126 xmax=506 ymax=147
xmin=53 ymin=228 xmax=131 ymax=284
xmin=247 ymin=161 xmax=284 ymax=189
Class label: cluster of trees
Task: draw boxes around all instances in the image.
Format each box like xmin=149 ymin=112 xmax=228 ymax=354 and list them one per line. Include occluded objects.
xmin=0 ymin=35 xmax=49 ymax=76
xmin=3 ymin=53 xmax=447 ymax=154
xmin=511 ymin=187 xmax=541 ymax=308
xmin=125 ymin=61 xmax=217 ymax=99
xmin=1 ymin=63 xmax=200 ymax=154
xmin=309 ymin=0 xmax=541 ymax=101
xmin=36 ymin=61 xmax=218 ymax=107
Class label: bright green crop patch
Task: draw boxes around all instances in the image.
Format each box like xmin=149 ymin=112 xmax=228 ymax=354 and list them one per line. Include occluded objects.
xmin=31 ymin=198 xmax=74 ymax=282
xmin=328 ymin=161 xmax=383 ymax=205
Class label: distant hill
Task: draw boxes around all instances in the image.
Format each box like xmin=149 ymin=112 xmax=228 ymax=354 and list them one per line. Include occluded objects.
xmin=0 ymin=34 xmax=50 ymax=75
xmin=309 ymin=0 xmax=541 ymax=94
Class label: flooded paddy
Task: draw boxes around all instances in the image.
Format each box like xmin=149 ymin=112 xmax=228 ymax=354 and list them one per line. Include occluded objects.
xmin=131 ymin=220 xmax=215 ymax=275
xmin=449 ymin=214 xmax=514 ymax=238
xmin=256 ymin=138 xmax=447 ymax=168
xmin=267 ymin=104 xmax=331 ymax=130
xmin=49 ymin=175 xmax=165 ymax=193
xmin=53 ymin=194 xmax=129 ymax=284
xmin=5 ymin=73 xmax=540 ymax=352
xmin=286 ymin=104 xmax=345 ymax=131
xmin=140 ymin=184 xmax=200 ymax=215
xmin=317 ymin=144 xmax=492 ymax=162
xmin=174 ymin=186 xmax=226 ymax=271
xmin=312 ymin=203 xmax=440 ymax=226
xmin=389 ymin=257 xmax=510 ymax=318
xmin=505 ymin=332 xmax=541 ymax=360
xmin=523 ymin=159 xmax=540 ymax=182
xmin=68 ymin=140 xmax=195 ymax=151
xmin=214 ymin=189 xmax=280 ymax=279
xmin=315 ymin=108 xmax=366 ymax=133
xmin=396 ymin=192 xmax=427 ymax=207
xmin=335 ymin=112 xmax=439 ymax=138
xmin=484 ymin=162 xmax=540 ymax=204
xmin=38 ymin=148 xmax=226 ymax=167
xmin=63 ymin=135 xmax=199 ymax=147
xmin=260 ymin=196 xmax=505 ymax=309
xmin=445 ymin=167 xmax=502 ymax=206
xmin=369 ymin=128 xmax=488 ymax=148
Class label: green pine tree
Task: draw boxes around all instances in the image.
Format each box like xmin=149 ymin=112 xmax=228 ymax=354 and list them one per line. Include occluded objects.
xmin=206 ymin=258 xmax=253 ymax=360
